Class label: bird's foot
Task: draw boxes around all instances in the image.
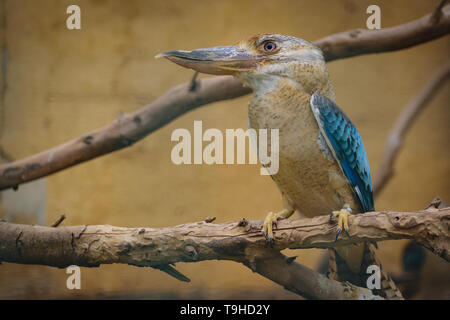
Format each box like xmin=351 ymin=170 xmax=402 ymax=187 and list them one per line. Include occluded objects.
xmin=329 ymin=204 xmax=352 ymax=241
xmin=262 ymin=209 xmax=294 ymax=246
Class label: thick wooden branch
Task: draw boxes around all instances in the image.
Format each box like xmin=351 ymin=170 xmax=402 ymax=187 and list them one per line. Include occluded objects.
xmin=0 ymin=6 xmax=449 ymax=191
xmin=373 ymin=60 xmax=450 ymax=195
xmin=0 ymin=208 xmax=447 ymax=299
xmin=1 ymin=208 xmax=447 ymax=266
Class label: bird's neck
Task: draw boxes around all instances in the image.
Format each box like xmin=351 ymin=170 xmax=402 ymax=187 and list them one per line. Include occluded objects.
xmin=239 ymin=62 xmax=335 ymax=101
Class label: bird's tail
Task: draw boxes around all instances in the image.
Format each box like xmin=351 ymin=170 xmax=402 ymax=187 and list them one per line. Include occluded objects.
xmin=328 ymin=242 xmax=403 ymax=299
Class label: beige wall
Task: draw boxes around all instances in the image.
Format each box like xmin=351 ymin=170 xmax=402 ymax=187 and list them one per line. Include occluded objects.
xmin=0 ymin=0 xmax=448 ymax=299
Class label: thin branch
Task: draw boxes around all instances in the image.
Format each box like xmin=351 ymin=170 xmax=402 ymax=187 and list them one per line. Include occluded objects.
xmin=0 ymin=207 xmax=447 ymax=299
xmin=188 ymin=71 xmax=199 ymax=92
xmin=0 ymin=6 xmax=449 ymax=191
xmin=430 ymin=0 xmax=449 ymax=24
xmin=373 ymin=60 xmax=450 ymax=196
xmin=0 ymin=76 xmax=250 ymax=191
xmin=316 ymin=4 xmax=450 ymax=61
xmin=50 ymin=214 xmax=66 ymax=227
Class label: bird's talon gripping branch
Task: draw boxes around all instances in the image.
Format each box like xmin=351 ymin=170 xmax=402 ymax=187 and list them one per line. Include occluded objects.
xmin=262 ymin=211 xmax=274 ymax=244
xmin=330 ymin=205 xmax=352 ymax=241
xmin=261 ymin=209 xmax=294 ymax=245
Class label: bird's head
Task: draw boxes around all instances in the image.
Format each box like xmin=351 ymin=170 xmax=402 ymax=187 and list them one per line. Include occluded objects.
xmin=157 ymin=34 xmax=329 ymax=94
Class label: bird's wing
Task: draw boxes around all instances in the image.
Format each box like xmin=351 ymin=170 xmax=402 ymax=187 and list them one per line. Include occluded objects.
xmin=310 ymin=93 xmax=374 ymax=212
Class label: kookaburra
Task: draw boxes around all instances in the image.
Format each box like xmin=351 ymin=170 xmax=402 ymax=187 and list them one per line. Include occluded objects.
xmin=158 ymin=34 xmax=403 ymax=299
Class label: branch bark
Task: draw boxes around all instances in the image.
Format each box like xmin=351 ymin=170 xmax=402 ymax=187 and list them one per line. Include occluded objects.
xmin=373 ymin=60 xmax=450 ymax=195
xmin=0 ymin=207 xmax=448 ymax=299
xmin=0 ymin=6 xmax=449 ymax=190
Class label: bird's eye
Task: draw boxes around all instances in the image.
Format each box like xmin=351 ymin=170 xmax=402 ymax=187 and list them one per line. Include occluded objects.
xmin=263 ymin=41 xmax=277 ymax=52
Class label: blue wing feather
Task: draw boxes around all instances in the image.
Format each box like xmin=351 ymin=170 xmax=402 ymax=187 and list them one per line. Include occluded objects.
xmin=311 ymin=93 xmax=374 ymax=212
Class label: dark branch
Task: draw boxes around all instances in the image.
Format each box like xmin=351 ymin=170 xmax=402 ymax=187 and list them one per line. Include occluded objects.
xmin=50 ymin=214 xmax=66 ymax=227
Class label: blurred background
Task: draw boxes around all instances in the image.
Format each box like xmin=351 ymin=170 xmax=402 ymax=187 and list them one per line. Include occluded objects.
xmin=0 ymin=0 xmax=448 ymax=299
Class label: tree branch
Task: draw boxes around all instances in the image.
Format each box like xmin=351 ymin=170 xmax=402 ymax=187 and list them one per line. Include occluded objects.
xmin=316 ymin=3 xmax=450 ymax=61
xmin=0 ymin=6 xmax=449 ymax=191
xmin=373 ymin=60 xmax=450 ymax=195
xmin=0 ymin=207 xmax=447 ymax=299
xmin=239 ymin=248 xmax=382 ymax=300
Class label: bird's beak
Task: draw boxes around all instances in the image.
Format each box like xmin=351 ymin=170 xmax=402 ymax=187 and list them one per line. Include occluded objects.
xmin=156 ymin=45 xmax=262 ymax=75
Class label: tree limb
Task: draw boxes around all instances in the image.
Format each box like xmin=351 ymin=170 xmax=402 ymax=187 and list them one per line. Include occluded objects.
xmin=0 ymin=207 xmax=448 ymax=299
xmin=373 ymin=60 xmax=450 ymax=195
xmin=239 ymin=248 xmax=382 ymax=300
xmin=316 ymin=3 xmax=450 ymax=61
xmin=0 ymin=6 xmax=449 ymax=191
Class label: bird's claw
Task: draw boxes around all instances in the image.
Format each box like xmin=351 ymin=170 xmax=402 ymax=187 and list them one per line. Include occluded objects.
xmin=335 ymin=227 xmax=341 ymax=242
xmin=330 ymin=205 xmax=352 ymax=241
xmin=261 ymin=209 xmax=293 ymax=246
xmin=262 ymin=211 xmax=275 ymax=246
